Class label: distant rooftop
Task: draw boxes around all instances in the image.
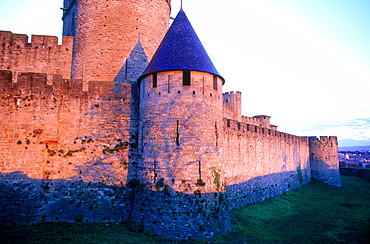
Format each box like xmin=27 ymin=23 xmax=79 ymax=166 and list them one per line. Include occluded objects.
xmin=139 ymin=9 xmax=224 ymax=83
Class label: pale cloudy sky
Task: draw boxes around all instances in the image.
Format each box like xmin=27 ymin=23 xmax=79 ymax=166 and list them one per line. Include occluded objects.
xmin=0 ymin=0 xmax=369 ymax=147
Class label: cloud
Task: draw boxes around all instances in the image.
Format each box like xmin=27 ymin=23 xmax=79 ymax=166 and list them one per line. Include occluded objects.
xmin=287 ymin=116 xmax=370 ymax=146
xmin=344 ymin=118 xmax=370 ymax=128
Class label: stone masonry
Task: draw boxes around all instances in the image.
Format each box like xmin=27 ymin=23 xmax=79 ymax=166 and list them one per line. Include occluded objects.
xmin=0 ymin=0 xmax=341 ymax=240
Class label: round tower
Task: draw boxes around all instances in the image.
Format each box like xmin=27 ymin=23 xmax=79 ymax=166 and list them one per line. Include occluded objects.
xmin=139 ymin=8 xmax=225 ymax=197
xmin=133 ymin=9 xmax=232 ymax=239
xmin=139 ymin=70 xmax=224 ymax=193
xmin=62 ymin=0 xmax=171 ymax=81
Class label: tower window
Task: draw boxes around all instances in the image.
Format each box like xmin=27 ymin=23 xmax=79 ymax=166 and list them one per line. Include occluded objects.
xmin=183 ymin=70 xmax=191 ymax=86
xmin=213 ymin=76 xmax=218 ymax=90
xmin=176 ymin=121 xmax=180 ymax=146
xmin=152 ymin=73 xmax=158 ymax=88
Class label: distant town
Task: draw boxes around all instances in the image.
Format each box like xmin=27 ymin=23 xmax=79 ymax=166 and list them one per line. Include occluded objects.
xmin=339 ymin=149 xmax=370 ymax=168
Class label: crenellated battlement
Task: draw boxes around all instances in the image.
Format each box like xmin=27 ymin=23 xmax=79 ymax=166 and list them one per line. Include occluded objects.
xmin=0 ymin=31 xmax=73 ymax=50
xmin=0 ymin=70 xmax=130 ymax=98
xmin=224 ymin=118 xmax=308 ymax=142
xmin=241 ymin=115 xmax=260 ymax=124
xmin=311 ymin=136 xmax=338 ymax=142
xmin=223 ymin=91 xmax=242 ymax=120
xmin=223 ymin=91 xmax=241 ymax=104
xmin=0 ymin=1 xmax=342 ymax=240
xmin=223 ymin=91 xmax=241 ymax=95
xmin=0 ymin=31 xmax=73 ymax=80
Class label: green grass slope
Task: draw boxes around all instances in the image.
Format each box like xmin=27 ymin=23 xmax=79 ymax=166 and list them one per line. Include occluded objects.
xmin=225 ymin=176 xmax=370 ymax=244
xmin=1 ymin=176 xmax=369 ymax=244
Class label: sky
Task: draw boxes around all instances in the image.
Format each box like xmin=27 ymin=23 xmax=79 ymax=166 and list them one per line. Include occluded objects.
xmin=0 ymin=0 xmax=369 ymax=147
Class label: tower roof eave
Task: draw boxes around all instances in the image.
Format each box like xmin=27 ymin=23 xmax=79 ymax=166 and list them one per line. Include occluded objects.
xmin=138 ymin=9 xmax=225 ymax=84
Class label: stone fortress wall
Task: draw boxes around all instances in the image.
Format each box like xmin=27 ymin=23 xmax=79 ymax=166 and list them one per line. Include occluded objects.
xmin=0 ymin=68 xmax=341 ymax=239
xmin=223 ymin=118 xmax=311 ymax=209
xmin=0 ymin=0 xmax=341 ymax=240
xmin=0 ymin=70 xmax=137 ymax=225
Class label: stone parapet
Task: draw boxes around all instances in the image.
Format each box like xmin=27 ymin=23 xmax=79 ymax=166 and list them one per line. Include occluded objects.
xmin=0 ymin=31 xmax=73 ymax=82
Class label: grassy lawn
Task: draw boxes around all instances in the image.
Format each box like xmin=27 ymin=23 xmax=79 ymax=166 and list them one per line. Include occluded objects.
xmin=1 ymin=176 xmax=369 ymax=244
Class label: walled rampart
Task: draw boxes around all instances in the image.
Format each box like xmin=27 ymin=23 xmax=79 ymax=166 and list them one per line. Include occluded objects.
xmin=0 ymin=70 xmax=341 ymax=239
xmin=0 ymin=70 xmax=137 ymax=225
xmin=0 ymin=31 xmax=73 ymax=82
xmin=222 ymin=118 xmax=311 ymax=209
xmin=241 ymin=115 xmax=261 ymax=127
xmin=309 ymin=136 xmax=342 ymax=187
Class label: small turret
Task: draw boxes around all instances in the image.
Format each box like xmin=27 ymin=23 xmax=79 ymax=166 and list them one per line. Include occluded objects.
xmin=222 ymin=91 xmax=242 ymax=121
xmin=253 ymin=115 xmax=271 ymax=128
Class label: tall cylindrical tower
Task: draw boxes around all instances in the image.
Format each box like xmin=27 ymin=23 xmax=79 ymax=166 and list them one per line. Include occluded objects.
xmin=131 ymin=9 xmax=232 ymax=240
xmin=62 ymin=0 xmax=171 ymax=81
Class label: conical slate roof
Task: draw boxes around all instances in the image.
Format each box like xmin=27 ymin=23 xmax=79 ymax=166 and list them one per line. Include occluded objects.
xmin=139 ymin=9 xmax=224 ymax=83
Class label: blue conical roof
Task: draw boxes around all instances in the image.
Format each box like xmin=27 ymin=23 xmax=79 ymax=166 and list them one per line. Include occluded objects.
xmin=139 ymin=9 xmax=224 ymax=83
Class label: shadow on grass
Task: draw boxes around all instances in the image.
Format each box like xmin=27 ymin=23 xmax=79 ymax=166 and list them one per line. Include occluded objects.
xmin=1 ymin=176 xmax=369 ymax=244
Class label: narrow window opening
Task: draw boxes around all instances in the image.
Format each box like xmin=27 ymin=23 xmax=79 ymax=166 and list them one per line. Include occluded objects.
xmin=183 ymin=70 xmax=191 ymax=86
xmin=213 ymin=76 xmax=218 ymax=90
xmin=125 ymin=60 xmax=128 ymax=79
xmin=152 ymin=73 xmax=157 ymax=88
xmin=167 ymin=75 xmax=171 ymax=93
xmin=215 ymin=122 xmax=218 ymax=147
xmin=158 ymin=92 xmax=161 ymax=95
xmin=210 ymin=93 xmax=212 ymax=97
xmin=193 ymin=91 xmax=195 ymax=95
xmin=178 ymin=90 xmax=181 ymax=94
xmin=176 ymin=121 xmax=180 ymax=146
xmin=153 ymin=162 xmax=157 ymax=183
xmin=202 ymin=76 xmax=205 ymax=94
xmin=198 ymin=161 xmax=202 ymax=180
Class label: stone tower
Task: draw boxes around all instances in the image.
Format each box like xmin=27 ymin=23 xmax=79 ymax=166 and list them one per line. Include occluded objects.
xmin=138 ymin=9 xmax=225 ymax=193
xmin=309 ymin=136 xmax=342 ymax=187
xmin=61 ymin=0 xmax=171 ymax=82
xmin=130 ymin=9 xmax=232 ymax=239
